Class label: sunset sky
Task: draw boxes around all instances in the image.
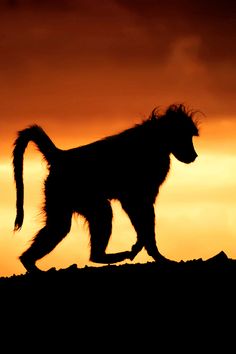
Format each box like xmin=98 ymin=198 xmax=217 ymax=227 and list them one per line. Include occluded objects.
xmin=1 ymin=0 xmax=236 ymax=277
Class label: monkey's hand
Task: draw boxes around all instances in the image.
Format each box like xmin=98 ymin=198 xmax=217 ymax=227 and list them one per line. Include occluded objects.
xmin=129 ymin=242 xmax=144 ymax=261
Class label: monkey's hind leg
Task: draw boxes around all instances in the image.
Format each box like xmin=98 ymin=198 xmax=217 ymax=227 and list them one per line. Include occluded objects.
xmin=87 ymin=200 xmax=131 ymax=264
xmin=20 ymin=211 xmax=72 ymax=273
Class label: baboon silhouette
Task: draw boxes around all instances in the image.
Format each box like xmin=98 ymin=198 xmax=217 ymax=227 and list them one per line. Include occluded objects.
xmin=13 ymin=104 xmax=199 ymax=272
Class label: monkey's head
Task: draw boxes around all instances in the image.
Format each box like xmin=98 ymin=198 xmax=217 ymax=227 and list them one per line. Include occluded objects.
xmin=150 ymin=104 xmax=200 ymax=164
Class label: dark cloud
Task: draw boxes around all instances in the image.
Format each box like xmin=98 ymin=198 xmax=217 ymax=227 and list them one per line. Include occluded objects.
xmin=117 ymin=0 xmax=236 ymax=61
xmin=0 ymin=0 xmax=235 ymax=126
xmin=4 ymin=0 xmax=77 ymax=10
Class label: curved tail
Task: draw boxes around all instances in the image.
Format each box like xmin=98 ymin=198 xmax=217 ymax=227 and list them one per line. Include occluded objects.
xmin=12 ymin=124 xmax=58 ymax=231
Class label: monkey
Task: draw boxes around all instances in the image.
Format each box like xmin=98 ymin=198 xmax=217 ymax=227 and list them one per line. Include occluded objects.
xmin=13 ymin=104 xmax=199 ymax=272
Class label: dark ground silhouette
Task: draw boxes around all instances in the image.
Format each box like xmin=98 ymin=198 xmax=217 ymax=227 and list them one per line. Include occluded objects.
xmin=2 ymin=250 xmax=236 ymax=339
xmin=1 ymin=251 xmax=236 ymax=297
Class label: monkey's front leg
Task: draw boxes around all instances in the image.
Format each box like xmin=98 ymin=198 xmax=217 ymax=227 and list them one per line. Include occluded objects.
xmin=122 ymin=200 xmax=176 ymax=264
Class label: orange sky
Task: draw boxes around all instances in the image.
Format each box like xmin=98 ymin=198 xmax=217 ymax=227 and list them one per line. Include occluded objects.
xmin=1 ymin=0 xmax=236 ymax=276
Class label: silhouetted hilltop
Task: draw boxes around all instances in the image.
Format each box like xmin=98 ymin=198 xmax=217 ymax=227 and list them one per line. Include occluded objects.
xmin=2 ymin=250 xmax=236 ymax=327
xmin=1 ymin=251 xmax=236 ymax=297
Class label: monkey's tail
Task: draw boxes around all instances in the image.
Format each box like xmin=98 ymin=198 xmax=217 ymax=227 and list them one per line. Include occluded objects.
xmin=12 ymin=124 xmax=58 ymax=231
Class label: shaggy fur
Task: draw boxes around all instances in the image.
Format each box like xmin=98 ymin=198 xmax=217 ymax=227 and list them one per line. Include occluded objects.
xmin=13 ymin=103 xmax=199 ymax=272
